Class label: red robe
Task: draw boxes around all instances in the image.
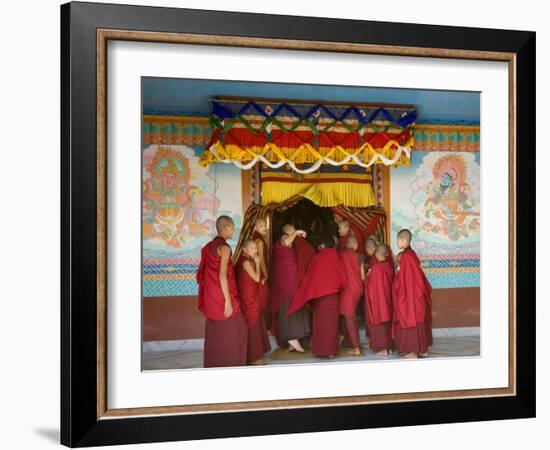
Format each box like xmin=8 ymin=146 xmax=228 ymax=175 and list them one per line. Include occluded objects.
xmin=196 ymin=236 xmax=240 ymax=320
xmin=196 ymin=236 xmax=247 ymax=367
xmin=270 ymin=241 xmax=298 ymax=317
xmin=337 ymin=233 xmax=351 ymax=251
xmin=294 ymin=236 xmax=317 ymax=286
xmin=236 ymin=255 xmax=261 ymax=328
xmin=288 ymin=248 xmax=346 ymax=356
xmin=338 ymin=249 xmax=363 ymax=316
xmin=392 ymin=247 xmax=433 ymax=353
xmin=366 ymin=260 xmax=394 ymax=325
xmin=366 ymin=259 xmax=394 ymax=351
xmin=236 ymin=255 xmax=271 ymax=362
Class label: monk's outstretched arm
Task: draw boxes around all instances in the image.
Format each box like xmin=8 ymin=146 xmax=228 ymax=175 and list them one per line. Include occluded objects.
xmin=360 ymin=262 xmax=365 ymax=281
xmin=256 ymin=239 xmax=268 ymax=280
xmin=281 ymin=229 xmax=306 ymax=247
xmin=218 ymin=245 xmax=233 ymax=318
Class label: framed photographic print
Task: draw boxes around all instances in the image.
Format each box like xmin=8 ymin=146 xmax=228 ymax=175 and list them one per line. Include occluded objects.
xmin=60 ymin=1 xmax=536 ymax=447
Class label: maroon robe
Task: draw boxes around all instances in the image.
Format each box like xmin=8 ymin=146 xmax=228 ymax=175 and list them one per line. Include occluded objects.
xmin=362 ymin=254 xmax=374 ymax=335
xmin=392 ymin=247 xmax=433 ymax=353
xmin=365 ymin=259 xmax=394 ymax=351
xmin=196 ymin=236 xmax=247 ymax=367
xmin=339 ymin=249 xmax=363 ymax=348
xmin=252 ymin=231 xmax=271 ymax=326
xmin=288 ymin=248 xmax=346 ymax=356
xmin=337 ymin=233 xmax=351 ymax=251
xmin=339 ymin=249 xmax=363 ymax=315
xmin=270 ymin=241 xmax=310 ymax=343
xmin=294 ymin=236 xmax=317 ymax=286
xmin=236 ymin=255 xmax=271 ymax=363
xmin=270 ymin=241 xmax=299 ymax=317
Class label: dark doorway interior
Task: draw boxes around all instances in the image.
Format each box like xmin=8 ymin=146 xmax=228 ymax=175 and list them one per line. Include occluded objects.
xmin=271 ymin=198 xmax=338 ymax=249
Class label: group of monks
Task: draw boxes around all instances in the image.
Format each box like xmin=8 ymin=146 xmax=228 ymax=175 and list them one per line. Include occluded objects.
xmin=196 ymin=214 xmax=433 ymax=368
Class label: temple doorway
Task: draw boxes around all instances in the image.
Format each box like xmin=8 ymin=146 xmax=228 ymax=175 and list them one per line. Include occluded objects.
xmin=270 ymin=198 xmax=338 ymax=249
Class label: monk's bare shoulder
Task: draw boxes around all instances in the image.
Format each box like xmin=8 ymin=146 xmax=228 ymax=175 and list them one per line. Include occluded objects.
xmin=217 ymin=243 xmax=231 ymax=257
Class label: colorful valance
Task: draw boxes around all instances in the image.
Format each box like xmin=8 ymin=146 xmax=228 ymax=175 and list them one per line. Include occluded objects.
xmin=142 ymin=116 xmax=479 ymax=153
xmin=199 ymin=98 xmax=417 ymax=173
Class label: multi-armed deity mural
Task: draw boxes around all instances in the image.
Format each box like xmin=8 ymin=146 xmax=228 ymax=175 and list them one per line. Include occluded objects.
xmin=142 ymin=144 xmax=242 ymax=296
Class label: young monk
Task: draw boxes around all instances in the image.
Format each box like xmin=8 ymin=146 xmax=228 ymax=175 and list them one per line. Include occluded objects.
xmin=361 ymin=237 xmax=379 ymax=338
xmin=337 ymin=220 xmax=354 ymax=251
xmin=365 ymin=244 xmax=395 ymax=356
xmin=364 ymin=237 xmax=379 ymax=268
xmin=288 ymin=236 xmax=346 ymax=358
xmin=392 ymin=229 xmax=433 ymax=359
xmin=338 ymin=236 xmax=363 ymax=356
xmin=271 ymin=224 xmax=311 ymax=353
xmin=251 ymin=217 xmax=271 ymax=330
xmin=236 ymin=239 xmax=271 ymax=365
xmin=196 ymin=216 xmax=247 ymax=368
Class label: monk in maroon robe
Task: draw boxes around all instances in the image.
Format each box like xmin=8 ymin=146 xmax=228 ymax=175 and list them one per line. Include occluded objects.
xmin=392 ymin=229 xmax=433 ymax=359
xmin=288 ymin=236 xmax=346 ymax=358
xmin=196 ymin=216 xmax=247 ymax=368
xmin=365 ymin=244 xmax=395 ymax=356
xmin=236 ymin=239 xmax=271 ymax=365
xmin=270 ymin=224 xmax=312 ymax=352
xmin=337 ymin=220 xmax=355 ymax=251
xmin=251 ymin=218 xmax=271 ymax=330
xmin=338 ymin=235 xmax=363 ymax=355
xmin=361 ymin=237 xmax=379 ymax=338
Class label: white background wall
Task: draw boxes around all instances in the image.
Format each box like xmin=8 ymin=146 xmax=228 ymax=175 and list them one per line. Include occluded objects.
xmin=0 ymin=0 xmax=545 ymax=449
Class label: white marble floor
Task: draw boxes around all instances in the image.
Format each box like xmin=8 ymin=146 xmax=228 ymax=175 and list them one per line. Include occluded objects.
xmin=142 ymin=333 xmax=480 ymax=371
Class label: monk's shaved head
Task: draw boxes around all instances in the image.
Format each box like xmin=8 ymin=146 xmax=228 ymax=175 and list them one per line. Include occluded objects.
xmin=365 ymin=238 xmax=378 ymax=256
xmin=368 ymin=234 xmax=380 ymax=245
xmin=397 ymin=229 xmax=412 ymax=244
xmin=347 ymin=235 xmax=358 ymax=250
xmin=376 ymin=244 xmax=388 ymax=258
xmin=338 ymin=220 xmax=350 ymax=237
xmin=282 ymin=224 xmax=295 ymax=235
xmin=254 ymin=217 xmax=267 ymax=236
xmin=366 ymin=238 xmax=377 ymax=249
xmin=243 ymin=238 xmax=256 ymax=249
xmin=322 ymin=236 xmax=336 ymax=249
xmin=215 ymin=215 xmax=234 ymax=233
xmin=242 ymin=238 xmax=258 ymax=257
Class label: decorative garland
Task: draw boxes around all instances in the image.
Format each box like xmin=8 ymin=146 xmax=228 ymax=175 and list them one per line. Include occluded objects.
xmin=203 ymin=140 xmax=411 ymax=174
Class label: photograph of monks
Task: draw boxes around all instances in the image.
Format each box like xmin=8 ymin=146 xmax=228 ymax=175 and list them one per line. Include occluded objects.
xmin=142 ymin=77 xmax=480 ymax=370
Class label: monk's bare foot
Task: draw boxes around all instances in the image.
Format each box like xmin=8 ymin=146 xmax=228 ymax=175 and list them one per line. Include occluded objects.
xmin=418 ymin=352 xmax=429 ymax=358
xmin=402 ymin=352 xmax=418 ymax=359
xmin=288 ymin=339 xmax=305 ymax=353
xmin=339 ymin=335 xmax=345 ymax=345
xmin=375 ymin=349 xmax=389 ymax=356
xmin=250 ymin=359 xmax=266 ymax=365
xmin=328 ymin=355 xmax=335 ymax=359
xmin=347 ymin=347 xmax=361 ymax=356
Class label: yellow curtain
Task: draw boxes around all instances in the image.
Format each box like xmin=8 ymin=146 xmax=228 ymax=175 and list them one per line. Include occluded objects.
xmin=261 ymin=181 xmax=376 ymax=208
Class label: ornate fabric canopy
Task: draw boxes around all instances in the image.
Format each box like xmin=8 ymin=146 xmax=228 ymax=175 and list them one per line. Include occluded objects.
xmin=199 ymin=98 xmax=417 ymax=173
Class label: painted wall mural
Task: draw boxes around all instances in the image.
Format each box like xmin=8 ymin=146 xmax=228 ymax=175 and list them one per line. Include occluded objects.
xmin=391 ymin=150 xmax=480 ymax=288
xmin=142 ymin=144 xmax=242 ymax=297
